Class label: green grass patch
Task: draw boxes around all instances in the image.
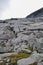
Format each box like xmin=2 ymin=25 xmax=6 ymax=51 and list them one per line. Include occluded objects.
xmin=8 ymin=51 xmax=31 ymax=64
xmin=29 ymin=62 xmax=37 ymax=65
xmin=0 ymin=62 xmax=5 ymax=65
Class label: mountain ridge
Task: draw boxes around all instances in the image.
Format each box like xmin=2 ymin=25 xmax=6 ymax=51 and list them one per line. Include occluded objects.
xmin=26 ymin=8 xmax=43 ymax=18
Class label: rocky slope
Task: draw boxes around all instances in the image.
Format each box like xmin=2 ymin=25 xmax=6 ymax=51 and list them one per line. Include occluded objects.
xmin=0 ymin=8 xmax=43 ymax=65
xmin=0 ymin=8 xmax=43 ymax=53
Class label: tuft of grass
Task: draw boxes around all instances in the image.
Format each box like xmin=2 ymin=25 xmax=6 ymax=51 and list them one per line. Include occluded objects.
xmin=8 ymin=51 xmax=31 ymax=64
xmin=18 ymin=51 xmax=31 ymax=58
xmin=0 ymin=62 xmax=5 ymax=65
xmin=29 ymin=62 xmax=37 ymax=65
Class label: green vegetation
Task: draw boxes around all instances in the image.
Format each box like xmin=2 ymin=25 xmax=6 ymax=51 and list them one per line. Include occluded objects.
xmin=8 ymin=51 xmax=31 ymax=64
xmin=0 ymin=48 xmax=33 ymax=64
xmin=0 ymin=62 xmax=5 ymax=65
xmin=29 ymin=62 xmax=37 ymax=65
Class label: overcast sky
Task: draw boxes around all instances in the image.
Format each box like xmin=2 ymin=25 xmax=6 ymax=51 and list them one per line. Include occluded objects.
xmin=0 ymin=0 xmax=43 ymax=20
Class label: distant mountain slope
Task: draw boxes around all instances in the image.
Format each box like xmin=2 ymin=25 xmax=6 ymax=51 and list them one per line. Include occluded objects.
xmin=0 ymin=8 xmax=43 ymax=23
xmin=26 ymin=8 xmax=43 ymax=18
